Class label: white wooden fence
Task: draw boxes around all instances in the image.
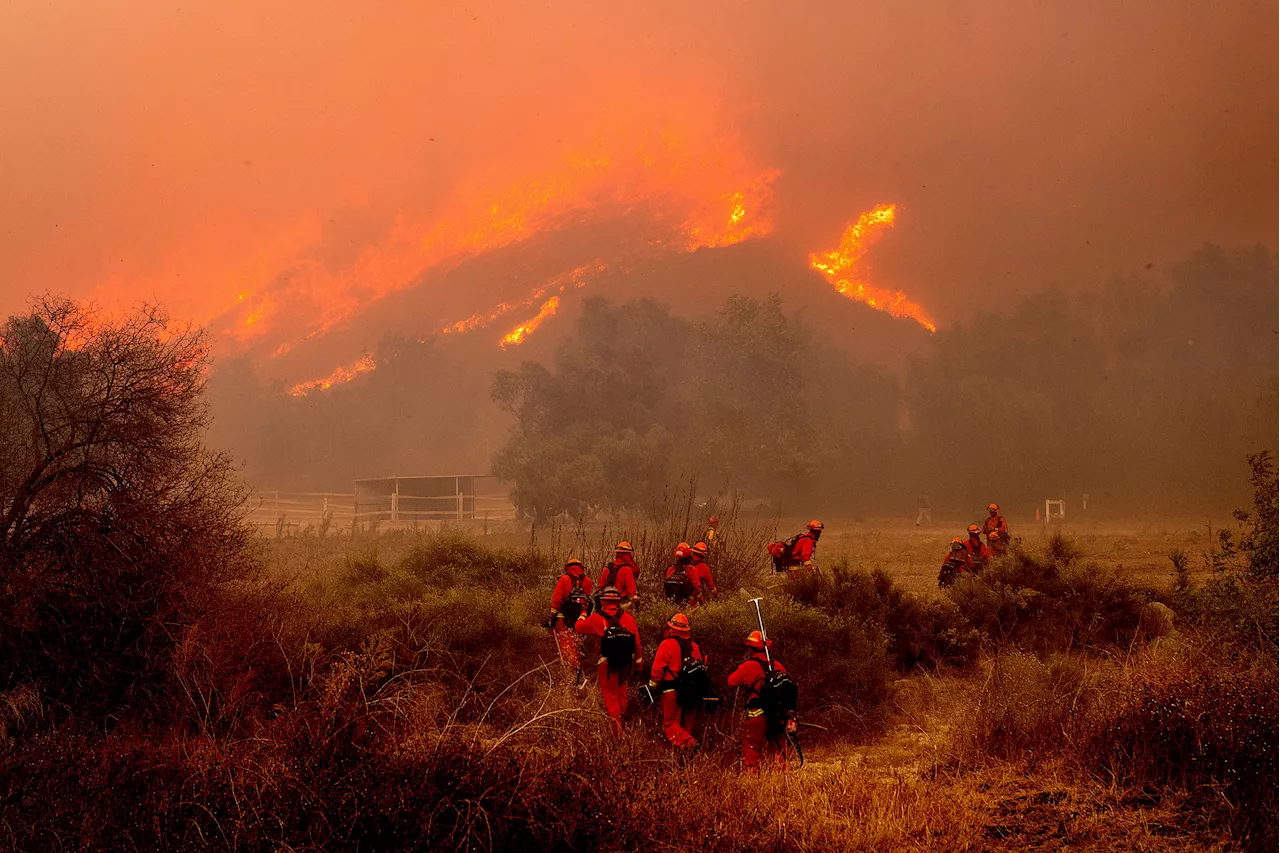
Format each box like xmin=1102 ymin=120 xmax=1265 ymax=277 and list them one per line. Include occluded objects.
xmin=244 ymin=490 xmax=517 ymax=535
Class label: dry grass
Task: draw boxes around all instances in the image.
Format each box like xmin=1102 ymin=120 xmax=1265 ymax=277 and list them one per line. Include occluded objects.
xmin=0 ymin=517 xmax=1265 ymax=852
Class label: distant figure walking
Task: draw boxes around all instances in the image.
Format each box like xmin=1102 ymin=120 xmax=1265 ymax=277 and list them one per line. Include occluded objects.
xmin=916 ymin=494 xmax=932 ymax=527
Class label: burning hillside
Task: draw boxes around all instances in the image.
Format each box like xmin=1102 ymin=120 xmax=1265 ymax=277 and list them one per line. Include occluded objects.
xmin=278 ymin=195 xmax=938 ymax=395
xmin=150 ymin=82 xmax=951 ymax=400
xmin=211 ymin=120 xmax=780 ymax=365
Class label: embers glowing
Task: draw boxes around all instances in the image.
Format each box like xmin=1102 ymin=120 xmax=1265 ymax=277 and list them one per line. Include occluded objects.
xmin=500 ymin=297 xmax=560 ymax=349
xmin=809 ymin=204 xmax=936 ymax=333
xmin=288 ymin=355 xmax=376 ymax=397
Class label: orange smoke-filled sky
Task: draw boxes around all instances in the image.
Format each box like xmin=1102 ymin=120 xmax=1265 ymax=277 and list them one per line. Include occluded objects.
xmin=1 ymin=1 xmax=1274 ymax=333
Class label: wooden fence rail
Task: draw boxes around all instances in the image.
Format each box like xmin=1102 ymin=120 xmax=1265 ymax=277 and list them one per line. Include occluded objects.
xmin=243 ymin=490 xmax=517 ymax=535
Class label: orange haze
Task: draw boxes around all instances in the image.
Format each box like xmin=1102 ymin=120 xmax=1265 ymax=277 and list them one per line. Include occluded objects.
xmin=1 ymin=1 xmax=1274 ymax=354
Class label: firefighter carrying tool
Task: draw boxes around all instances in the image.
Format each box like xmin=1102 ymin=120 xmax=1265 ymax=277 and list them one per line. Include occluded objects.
xmin=728 ymin=598 xmax=801 ymax=771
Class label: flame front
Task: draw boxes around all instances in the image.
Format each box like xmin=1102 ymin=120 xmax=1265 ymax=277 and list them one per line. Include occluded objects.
xmin=288 ymin=355 xmax=376 ymax=397
xmin=810 ymin=204 xmax=936 ymax=333
xmin=440 ymin=262 xmax=602 ymax=338
xmin=218 ymin=120 xmax=778 ymax=355
xmin=500 ymin=297 xmax=560 ymax=349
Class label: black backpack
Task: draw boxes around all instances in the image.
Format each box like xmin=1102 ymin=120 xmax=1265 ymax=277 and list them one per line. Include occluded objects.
xmin=599 ymin=612 xmax=636 ymax=672
xmin=768 ymin=534 xmax=806 ymax=572
xmin=673 ymin=638 xmax=711 ymax=710
xmin=560 ymin=575 xmax=593 ymax=624
xmin=759 ymin=665 xmax=798 ymax=730
xmin=938 ymin=555 xmax=967 ymax=589
xmin=664 ymin=564 xmax=695 ymax=602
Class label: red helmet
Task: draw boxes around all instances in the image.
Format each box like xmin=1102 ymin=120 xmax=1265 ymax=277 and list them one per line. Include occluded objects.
xmin=707 ymin=514 xmax=720 ymax=526
xmin=564 ymin=558 xmax=585 ymax=576
xmin=615 ymin=541 xmax=634 ymax=554
xmin=673 ymin=542 xmax=691 ymax=559
xmin=667 ymin=612 xmax=691 ymax=635
xmin=806 ymin=519 xmax=824 ymax=532
xmin=967 ymin=524 xmax=981 ymax=535
xmin=744 ymin=630 xmax=771 ymax=650
xmin=691 ymin=541 xmax=709 ymax=558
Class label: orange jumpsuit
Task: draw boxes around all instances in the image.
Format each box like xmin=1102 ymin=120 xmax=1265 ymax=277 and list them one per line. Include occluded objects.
xmin=983 ymin=515 xmax=1010 ymax=556
xmin=598 ymin=557 xmax=638 ymax=602
xmin=649 ymin=635 xmax=703 ymax=749
xmin=727 ymin=654 xmax=791 ymax=772
xmin=664 ymin=561 xmax=703 ymax=604
xmin=689 ymin=556 xmax=717 ymax=599
xmin=790 ymin=532 xmax=818 ymax=571
xmin=549 ymin=572 xmax=593 ymax=671
xmin=938 ymin=552 xmax=971 ymax=587
xmin=964 ymin=536 xmax=990 ymax=570
xmin=575 ymin=606 xmax=642 ymax=736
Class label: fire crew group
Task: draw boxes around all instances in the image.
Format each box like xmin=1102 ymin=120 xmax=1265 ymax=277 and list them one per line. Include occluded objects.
xmin=938 ymin=503 xmax=1011 ymax=587
xmin=548 ymin=523 xmax=809 ymax=771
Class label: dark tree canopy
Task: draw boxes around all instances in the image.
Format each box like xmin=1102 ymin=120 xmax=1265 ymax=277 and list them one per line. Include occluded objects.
xmin=490 ymin=294 xmax=903 ymax=519
xmin=0 ymin=298 xmax=255 ymax=716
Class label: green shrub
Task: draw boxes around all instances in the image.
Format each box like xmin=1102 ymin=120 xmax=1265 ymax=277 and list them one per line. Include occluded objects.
xmin=948 ymin=535 xmax=1154 ymax=654
xmin=342 ymin=549 xmax=388 ymax=584
xmin=781 ymin=562 xmax=979 ymax=670
xmin=1171 ymin=454 xmax=1280 ymax=655
xmin=399 ymin=531 xmax=551 ymax=591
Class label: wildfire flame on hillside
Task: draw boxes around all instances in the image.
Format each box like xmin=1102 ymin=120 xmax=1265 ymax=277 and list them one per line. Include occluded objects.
xmin=810 ymin=204 xmax=936 ymax=333
xmin=288 ymin=355 xmax=377 ymax=397
xmin=283 ymin=263 xmax=601 ymax=394
xmin=218 ymin=125 xmax=778 ymax=357
xmin=439 ymin=262 xmax=603 ymax=337
xmin=500 ymin=297 xmax=560 ymax=349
